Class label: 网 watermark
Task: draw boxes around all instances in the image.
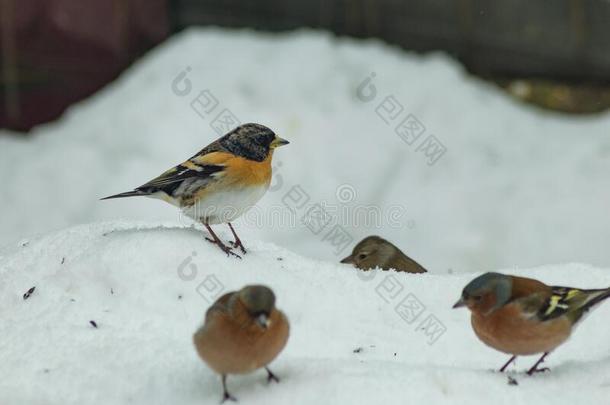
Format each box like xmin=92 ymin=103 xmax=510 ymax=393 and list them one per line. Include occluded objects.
xmin=356 ymin=72 xmax=447 ymax=166
xmin=177 ymin=180 xmax=414 ymax=257
xmin=363 ymin=270 xmax=447 ymax=345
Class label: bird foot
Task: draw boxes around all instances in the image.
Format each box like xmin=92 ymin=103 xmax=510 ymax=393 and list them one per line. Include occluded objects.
xmin=205 ymin=237 xmax=242 ymax=259
xmin=229 ymin=240 xmax=247 ymax=254
xmin=221 ymin=392 xmax=237 ymax=403
xmin=219 ymin=244 xmax=242 ymax=259
xmin=266 ymin=368 xmax=280 ymax=384
xmin=527 ymin=367 xmax=550 ymax=376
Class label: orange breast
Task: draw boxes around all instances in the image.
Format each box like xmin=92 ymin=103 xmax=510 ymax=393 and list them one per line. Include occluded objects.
xmin=197 ymin=151 xmax=273 ymax=187
xmin=471 ymin=304 xmax=572 ymax=356
xmin=194 ymin=308 xmax=289 ymax=375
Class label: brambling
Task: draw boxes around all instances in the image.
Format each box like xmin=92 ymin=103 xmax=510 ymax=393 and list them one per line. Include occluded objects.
xmin=340 ymin=235 xmax=428 ymax=274
xmin=453 ymin=272 xmax=610 ymax=375
xmin=102 ymin=123 xmax=289 ymax=258
xmin=193 ymin=285 xmax=289 ymax=403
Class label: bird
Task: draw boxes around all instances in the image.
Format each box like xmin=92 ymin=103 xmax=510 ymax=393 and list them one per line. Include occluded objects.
xmin=453 ymin=272 xmax=610 ymax=375
xmin=340 ymin=235 xmax=427 ymax=274
xmin=101 ymin=123 xmax=289 ymax=258
xmin=193 ymin=285 xmax=289 ymax=403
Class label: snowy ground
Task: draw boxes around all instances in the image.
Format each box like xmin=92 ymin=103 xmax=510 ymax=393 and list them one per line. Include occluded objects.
xmin=1 ymin=28 xmax=610 ymax=272
xmin=1 ymin=222 xmax=610 ymax=405
xmin=2 ymin=28 xmax=610 ymax=404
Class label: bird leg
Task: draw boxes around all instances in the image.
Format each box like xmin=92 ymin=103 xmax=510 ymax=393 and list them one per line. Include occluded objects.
xmin=227 ymin=223 xmax=247 ymax=254
xmin=499 ymin=355 xmax=517 ymax=372
xmin=526 ymin=352 xmax=550 ymax=375
xmin=265 ymin=367 xmax=280 ymax=384
xmin=204 ymin=224 xmax=241 ymax=259
xmin=221 ymin=375 xmax=237 ymax=403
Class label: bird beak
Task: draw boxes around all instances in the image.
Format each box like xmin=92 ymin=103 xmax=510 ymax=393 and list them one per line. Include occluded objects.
xmin=256 ymin=313 xmax=270 ymax=329
xmin=271 ymin=136 xmax=290 ymax=148
xmin=452 ymin=297 xmax=466 ymax=309
xmin=340 ymin=255 xmax=354 ymax=264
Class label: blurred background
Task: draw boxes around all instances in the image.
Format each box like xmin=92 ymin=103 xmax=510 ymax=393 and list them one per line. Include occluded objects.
xmin=3 ymin=0 xmax=610 ymax=131
xmin=1 ymin=0 xmax=610 ymax=273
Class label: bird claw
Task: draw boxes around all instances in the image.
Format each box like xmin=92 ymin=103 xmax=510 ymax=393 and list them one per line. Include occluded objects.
xmin=527 ymin=367 xmax=550 ymax=376
xmin=229 ymin=240 xmax=247 ymax=254
xmin=220 ymin=244 xmax=241 ymax=259
xmin=205 ymin=237 xmax=242 ymax=259
xmin=221 ymin=392 xmax=237 ymax=403
xmin=266 ymin=368 xmax=280 ymax=384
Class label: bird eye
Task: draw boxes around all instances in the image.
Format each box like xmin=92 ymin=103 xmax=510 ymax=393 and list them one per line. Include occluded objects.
xmin=358 ymin=254 xmax=367 ymax=260
xmin=473 ymin=295 xmax=482 ymax=302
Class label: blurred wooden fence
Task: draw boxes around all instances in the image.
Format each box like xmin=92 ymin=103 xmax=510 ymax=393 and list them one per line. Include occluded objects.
xmin=172 ymin=0 xmax=610 ymax=80
xmin=0 ymin=0 xmax=169 ymax=132
xmin=3 ymin=0 xmax=610 ymax=131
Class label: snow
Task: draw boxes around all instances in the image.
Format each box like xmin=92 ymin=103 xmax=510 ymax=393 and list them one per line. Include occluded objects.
xmin=2 ymin=28 xmax=610 ymax=404
xmin=1 ymin=28 xmax=610 ymax=273
xmin=1 ymin=222 xmax=610 ymax=405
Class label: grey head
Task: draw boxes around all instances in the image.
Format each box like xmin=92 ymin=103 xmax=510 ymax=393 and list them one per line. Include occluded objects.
xmin=453 ymin=272 xmax=513 ymax=314
xmin=238 ymin=285 xmax=277 ymax=328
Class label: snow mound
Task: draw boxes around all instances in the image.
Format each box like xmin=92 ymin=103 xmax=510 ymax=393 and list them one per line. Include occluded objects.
xmin=1 ymin=222 xmax=609 ymax=404
xmin=1 ymin=28 xmax=610 ymax=272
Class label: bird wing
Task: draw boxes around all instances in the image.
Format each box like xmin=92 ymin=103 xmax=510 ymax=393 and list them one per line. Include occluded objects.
xmin=136 ymin=152 xmax=228 ymax=199
xmin=513 ymin=291 xmax=549 ymax=318
xmin=136 ymin=138 xmax=237 ymax=198
xmin=517 ymin=287 xmax=610 ymax=324
xmin=139 ymin=161 xmax=223 ymax=191
xmin=205 ymin=292 xmax=234 ymax=321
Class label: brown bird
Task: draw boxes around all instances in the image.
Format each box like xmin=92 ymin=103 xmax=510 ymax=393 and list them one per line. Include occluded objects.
xmin=194 ymin=285 xmax=290 ymax=402
xmin=340 ymin=235 xmax=427 ymax=274
xmin=453 ymin=272 xmax=610 ymax=375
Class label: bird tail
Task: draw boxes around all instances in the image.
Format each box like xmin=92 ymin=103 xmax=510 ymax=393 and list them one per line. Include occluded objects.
xmin=567 ymin=287 xmax=610 ymax=325
xmin=581 ymin=287 xmax=610 ymax=312
xmin=546 ymin=285 xmax=610 ymax=325
xmin=100 ymin=190 xmax=148 ymax=200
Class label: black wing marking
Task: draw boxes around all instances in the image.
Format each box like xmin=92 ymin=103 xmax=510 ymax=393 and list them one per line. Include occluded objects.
xmin=535 ymin=287 xmax=575 ymax=321
xmin=536 ymin=287 xmax=610 ymax=323
xmin=137 ymin=162 xmax=225 ymax=197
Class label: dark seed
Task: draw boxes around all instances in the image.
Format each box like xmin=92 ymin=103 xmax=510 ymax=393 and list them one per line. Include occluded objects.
xmin=90 ymin=320 xmax=98 ymax=328
xmin=353 ymin=347 xmax=363 ymax=353
xmin=61 ymin=257 xmax=65 ymax=264
xmin=23 ymin=286 xmax=36 ymax=300
xmin=507 ymin=376 xmax=519 ymax=386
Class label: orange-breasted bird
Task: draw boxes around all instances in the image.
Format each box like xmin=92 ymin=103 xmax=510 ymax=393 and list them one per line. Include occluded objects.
xmin=193 ymin=285 xmax=289 ymax=402
xmin=453 ymin=272 xmax=610 ymax=375
xmin=340 ymin=235 xmax=427 ymax=274
xmin=101 ymin=123 xmax=289 ymax=258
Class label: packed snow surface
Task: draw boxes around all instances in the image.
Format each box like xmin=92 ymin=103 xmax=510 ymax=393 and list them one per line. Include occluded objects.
xmin=1 ymin=222 xmax=610 ymax=405
xmin=1 ymin=28 xmax=610 ymax=273
xmin=2 ymin=28 xmax=610 ymax=405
